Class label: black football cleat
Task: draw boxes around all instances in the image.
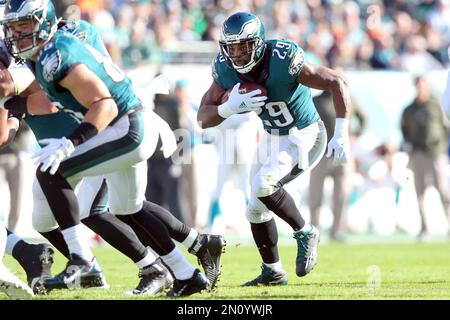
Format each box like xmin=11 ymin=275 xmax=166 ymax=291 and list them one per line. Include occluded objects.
xmin=124 ymin=259 xmax=173 ymax=296
xmin=241 ymin=264 xmax=288 ymax=286
xmin=15 ymin=243 xmax=54 ymax=295
xmin=189 ymin=234 xmax=226 ymax=290
xmin=43 ymin=254 xmax=109 ymax=293
xmin=293 ymin=224 xmax=320 ymax=277
xmin=166 ymin=269 xmax=209 ymax=297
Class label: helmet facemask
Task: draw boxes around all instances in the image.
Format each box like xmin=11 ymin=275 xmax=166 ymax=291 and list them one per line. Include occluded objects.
xmin=1 ymin=0 xmax=58 ymax=60
xmin=220 ymin=37 xmax=264 ymax=74
xmin=219 ymin=12 xmax=266 ymax=74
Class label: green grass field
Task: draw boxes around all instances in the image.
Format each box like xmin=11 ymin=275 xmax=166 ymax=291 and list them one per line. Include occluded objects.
xmin=2 ymin=240 xmax=450 ymax=300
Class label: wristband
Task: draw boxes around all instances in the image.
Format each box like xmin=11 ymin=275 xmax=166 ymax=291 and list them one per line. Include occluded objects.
xmin=68 ymin=122 xmax=98 ymax=146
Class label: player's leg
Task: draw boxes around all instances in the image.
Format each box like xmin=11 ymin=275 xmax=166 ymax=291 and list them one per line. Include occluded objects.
xmin=31 ymin=176 xmax=109 ymax=293
xmin=104 ymin=162 xmax=209 ymax=297
xmin=4 ymin=228 xmax=54 ymax=292
xmin=36 ymin=169 xmax=96 ymax=270
xmin=254 ymin=121 xmax=326 ymax=277
xmin=54 ymin=110 xmax=209 ymax=296
xmin=81 ymin=180 xmax=173 ymax=295
xmin=32 ymin=178 xmax=71 ymax=260
xmin=5 ymin=153 xmax=24 ymax=232
xmin=35 ymin=175 xmax=171 ymax=295
xmin=241 ymin=137 xmax=287 ymax=286
xmin=141 ymin=201 xmax=225 ymax=290
xmin=0 ymin=212 xmax=34 ymax=299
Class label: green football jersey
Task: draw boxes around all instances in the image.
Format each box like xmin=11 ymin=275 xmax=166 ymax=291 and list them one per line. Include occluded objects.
xmin=22 ymin=21 xmax=110 ymax=145
xmin=32 ymin=20 xmax=141 ymax=121
xmin=212 ymin=39 xmax=319 ymax=135
xmin=24 ymin=112 xmax=80 ymax=145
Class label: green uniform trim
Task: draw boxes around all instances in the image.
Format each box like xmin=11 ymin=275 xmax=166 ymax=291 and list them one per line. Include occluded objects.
xmin=59 ymin=112 xmax=144 ymax=178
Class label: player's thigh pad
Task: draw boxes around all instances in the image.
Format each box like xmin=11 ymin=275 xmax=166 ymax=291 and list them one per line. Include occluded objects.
xmin=73 ymin=176 xmax=105 ymax=219
xmin=60 ymin=110 xmax=160 ymax=180
xmin=251 ymin=121 xmax=325 ymax=197
xmin=250 ymin=134 xmax=297 ymax=197
xmin=105 ymin=160 xmax=148 ymax=215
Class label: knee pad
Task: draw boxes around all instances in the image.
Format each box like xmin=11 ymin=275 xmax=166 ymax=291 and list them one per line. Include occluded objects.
xmin=251 ymin=174 xmax=280 ymax=198
xmin=245 ymin=200 xmax=273 ymax=224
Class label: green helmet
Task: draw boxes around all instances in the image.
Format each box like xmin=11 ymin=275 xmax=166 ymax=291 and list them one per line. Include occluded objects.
xmin=219 ymin=12 xmax=266 ymax=74
xmin=1 ymin=0 xmax=59 ymax=59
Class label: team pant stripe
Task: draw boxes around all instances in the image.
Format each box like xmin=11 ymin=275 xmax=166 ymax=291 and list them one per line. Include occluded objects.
xmin=59 ymin=112 xmax=144 ymax=178
xmin=278 ymin=120 xmax=327 ymax=188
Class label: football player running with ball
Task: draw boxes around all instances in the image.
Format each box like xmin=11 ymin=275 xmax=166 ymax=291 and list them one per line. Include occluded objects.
xmin=198 ymin=12 xmax=352 ymax=285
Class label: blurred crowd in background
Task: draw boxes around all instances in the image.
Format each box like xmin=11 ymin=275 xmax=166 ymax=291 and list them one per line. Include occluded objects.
xmin=1 ymin=0 xmax=449 ymax=242
xmin=53 ymin=0 xmax=450 ymax=70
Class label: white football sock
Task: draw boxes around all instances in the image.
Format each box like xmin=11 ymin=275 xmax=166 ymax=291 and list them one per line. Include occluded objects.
xmin=136 ymin=250 xmax=157 ymax=269
xmin=161 ymin=247 xmax=195 ymax=280
xmin=62 ymin=224 xmax=94 ymax=261
xmin=264 ymin=261 xmax=284 ymax=273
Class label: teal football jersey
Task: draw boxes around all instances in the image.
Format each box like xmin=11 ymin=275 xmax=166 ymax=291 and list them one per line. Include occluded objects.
xmin=25 ymin=111 xmax=81 ymax=146
xmin=212 ymin=39 xmax=319 ymax=135
xmin=33 ymin=20 xmax=141 ymax=121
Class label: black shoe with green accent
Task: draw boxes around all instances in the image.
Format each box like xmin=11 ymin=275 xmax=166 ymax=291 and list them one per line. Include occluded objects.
xmin=241 ymin=264 xmax=288 ymax=286
xmin=166 ymin=269 xmax=209 ymax=297
xmin=293 ymin=224 xmax=320 ymax=277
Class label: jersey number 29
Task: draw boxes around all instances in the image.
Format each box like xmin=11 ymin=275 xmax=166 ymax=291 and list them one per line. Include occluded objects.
xmin=259 ymin=102 xmax=294 ymax=127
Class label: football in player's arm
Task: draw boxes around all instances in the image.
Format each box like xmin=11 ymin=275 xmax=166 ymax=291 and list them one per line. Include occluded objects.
xmin=197 ymin=12 xmax=352 ymax=286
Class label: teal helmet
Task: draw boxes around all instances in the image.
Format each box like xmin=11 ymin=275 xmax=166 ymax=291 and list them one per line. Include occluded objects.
xmin=1 ymin=0 xmax=59 ymax=59
xmin=219 ymin=12 xmax=266 ymax=74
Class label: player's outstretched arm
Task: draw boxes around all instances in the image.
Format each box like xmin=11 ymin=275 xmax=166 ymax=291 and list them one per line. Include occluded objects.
xmin=198 ymin=80 xmax=228 ymax=128
xmin=59 ymin=64 xmax=118 ymax=132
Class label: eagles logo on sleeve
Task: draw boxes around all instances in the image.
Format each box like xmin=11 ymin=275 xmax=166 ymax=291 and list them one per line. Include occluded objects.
xmin=41 ymin=50 xmax=62 ymax=82
xmin=288 ymin=48 xmax=305 ymax=76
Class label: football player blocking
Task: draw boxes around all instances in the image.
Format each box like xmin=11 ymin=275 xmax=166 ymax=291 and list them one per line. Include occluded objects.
xmin=198 ymin=12 xmax=352 ymax=285
xmin=0 ymin=17 xmax=223 ymax=296
xmin=0 ymin=0 xmax=225 ymax=298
